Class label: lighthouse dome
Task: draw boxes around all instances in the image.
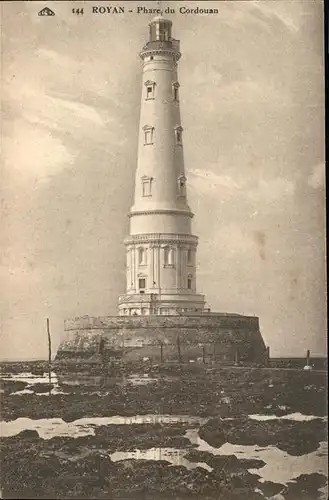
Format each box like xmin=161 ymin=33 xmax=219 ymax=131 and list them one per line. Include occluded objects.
xmin=149 ymin=16 xmax=172 ymax=42
xmin=149 ymin=15 xmax=172 ymax=24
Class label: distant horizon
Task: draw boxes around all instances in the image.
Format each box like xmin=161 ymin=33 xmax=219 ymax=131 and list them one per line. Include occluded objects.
xmin=0 ymin=354 xmax=327 ymax=363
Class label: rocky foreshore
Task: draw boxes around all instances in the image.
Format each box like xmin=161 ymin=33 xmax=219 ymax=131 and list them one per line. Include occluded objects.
xmin=1 ymin=365 xmax=327 ymax=421
xmin=1 ymin=428 xmax=327 ymax=499
xmin=198 ymin=416 xmax=327 ymax=455
xmin=0 ymin=429 xmax=267 ymax=499
xmin=0 ymin=363 xmax=327 ymax=499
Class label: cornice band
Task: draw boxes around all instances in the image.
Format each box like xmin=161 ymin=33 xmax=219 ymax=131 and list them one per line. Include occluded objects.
xmin=129 ymin=209 xmax=194 ymax=218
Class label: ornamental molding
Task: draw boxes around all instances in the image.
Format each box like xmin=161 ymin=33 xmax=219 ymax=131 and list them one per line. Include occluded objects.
xmin=124 ymin=233 xmax=198 ymax=240
xmin=126 ymin=240 xmax=198 ymax=248
xmin=124 ymin=233 xmax=198 ymax=247
xmin=128 ymin=209 xmax=194 ymax=218
xmin=140 ymin=49 xmax=181 ymax=61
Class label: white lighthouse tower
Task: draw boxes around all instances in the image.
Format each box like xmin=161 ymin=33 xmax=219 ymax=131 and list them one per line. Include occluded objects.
xmin=118 ymin=16 xmax=207 ymax=316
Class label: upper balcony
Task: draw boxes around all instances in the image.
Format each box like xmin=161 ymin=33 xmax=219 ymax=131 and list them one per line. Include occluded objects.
xmin=140 ymin=39 xmax=181 ymax=60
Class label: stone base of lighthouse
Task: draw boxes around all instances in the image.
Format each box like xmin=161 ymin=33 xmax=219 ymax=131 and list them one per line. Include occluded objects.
xmin=118 ymin=292 xmax=207 ymax=316
xmin=54 ymin=313 xmax=267 ymax=366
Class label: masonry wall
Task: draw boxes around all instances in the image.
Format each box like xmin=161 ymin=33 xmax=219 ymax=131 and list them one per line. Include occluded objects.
xmin=55 ymin=314 xmax=267 ymax=364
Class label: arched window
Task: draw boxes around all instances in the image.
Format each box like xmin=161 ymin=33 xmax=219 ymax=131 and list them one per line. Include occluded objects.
xmin=163 ymin=247 xmax=169 ymax=265
xmin=138 ymin=247 xmax=146 ymax=266
xmin=164 ymin=247 xmax=175 ymax=266
xmin=187 ymin=274 xmax=193 ymax=290
xmin=169 ymin=248 xmax=175 ymax=265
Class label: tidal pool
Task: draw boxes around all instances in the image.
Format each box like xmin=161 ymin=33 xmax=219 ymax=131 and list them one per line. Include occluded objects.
xmin=110 ymin=447 xmax=213 ymax=472
xmin=185 ymin=428 xmax=328 ymax=484
xmin=0 ymin=414 xmax=206 ymax=439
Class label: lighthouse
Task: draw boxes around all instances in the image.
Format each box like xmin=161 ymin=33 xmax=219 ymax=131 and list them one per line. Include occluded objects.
xmin=118 ymin=16 xmax=207 ymax=316
xmin=55 ymin=15 xmax=267 ymax=367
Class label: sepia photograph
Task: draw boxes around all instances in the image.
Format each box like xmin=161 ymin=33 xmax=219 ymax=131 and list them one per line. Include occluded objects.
xmin=0 ymin=0 xmax=327 ymax=498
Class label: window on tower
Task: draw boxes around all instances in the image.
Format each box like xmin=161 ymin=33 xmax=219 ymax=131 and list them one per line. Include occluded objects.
xmin=139 ymin=278 xmax=146 ymax=290
xmin=169 ymin=248 xmax=175 ymax=265
xmin=177 ymin=175 xmax=186 ymax=197
xmin=141 ymin=175 xmax=153 ymax=197
xmin=172 ymin=82 xmax=180 ymax=101
xmin=187 ymin=275 xmax=192 ymax=290
xmin=174 ymin=126 xmax=183 ymax=145
xmin=138 ymin=247 xmax=147 ymax=266
xmin=163 ymin=247 xmax=175 ymax=267
xmin=144 ymin=80 xmax=156 ymax=100
xmin=143 ymin=125 xmax=154 ymax=145
xmin=163 ymin=247 xmax=169 ymax=266
xmin=187 ymin=249 xmax=192 ymax=264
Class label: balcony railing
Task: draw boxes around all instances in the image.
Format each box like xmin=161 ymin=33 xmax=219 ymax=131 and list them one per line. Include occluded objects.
xmin=118 ymin=294 xmax=158 ymax=305
xmin=141 ymin=39 xmax=181 ymax=56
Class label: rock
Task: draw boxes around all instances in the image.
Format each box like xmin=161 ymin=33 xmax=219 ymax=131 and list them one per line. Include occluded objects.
xmin=16 ymin=430 xmax=39 ymax=439
xmin=29 ymin=383 xmax=53 ymax=393
xmin=1 ymin=381 xmax=28 ymax=393
xmin=256 ymin=481 xmax=285 ymax=498
xmin=199 ymin=418 xmax=226 ymax=447
xmin=281 ymin=473 xmax=328 ymax=500
xmin=199 ymin=416 xmax=327 ymax=455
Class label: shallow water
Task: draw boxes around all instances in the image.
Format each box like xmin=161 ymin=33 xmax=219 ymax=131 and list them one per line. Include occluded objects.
xmin=1 ymin=411 xmax=326 ymax=440
xmin=125 ymin=375 xmax=159 ymax=386
xmin=1 ymin=371 xmax=68 ymax=396
xmin=185 ymin=428 xmax=328 ymax=484
xmin=1 ymin=369 xmax=328 ymax=497
xmin=249 ymin=412 xmax=327 ymax=422
xmin=1 ymin=372 xmax=58 ymax=385
xmin=110 ymin=447 xmax=213 ymax=472
xmin=0 ymin=414 xmax=206 ymax=439
xmin=2 ymin=372 xmax=160 ymax=394
xmin=1 ymin=412 xmax=327 ymax=488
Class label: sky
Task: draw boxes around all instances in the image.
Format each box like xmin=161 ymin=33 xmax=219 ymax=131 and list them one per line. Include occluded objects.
xmin=1 ymin=0 xmax=326 ymax=360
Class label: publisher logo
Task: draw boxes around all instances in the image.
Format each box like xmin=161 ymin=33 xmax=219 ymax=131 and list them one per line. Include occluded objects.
xmin=38 ymin=7 xmax=55 ymax=16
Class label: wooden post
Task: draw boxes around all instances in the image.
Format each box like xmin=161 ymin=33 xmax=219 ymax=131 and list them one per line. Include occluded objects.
xmin=266 ymin=346 xmax=270 ymax=366
xmin=306 ymin=349 xmax=310 ymax=366
xmin=177 ymin=336 xmax=182 ymax=363
xmin=235 ymin=347 xmax=239 ymax=365
xmin=160 ymin=342 xmax=163 ymax=363
xmin=213 ymin=342 xmax=216 ymax=364
xmin=202 ymin=345 xmax=206 ymax=364
xmin=46 ymin=318 xmax=52 ymax=389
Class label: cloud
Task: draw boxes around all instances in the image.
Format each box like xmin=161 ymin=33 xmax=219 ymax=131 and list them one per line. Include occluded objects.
xmin=188 ymin=168 xmax=241 ymax=190
xmin=308 ymin=163 xmax=325 ymax=189
xmin=250 ymin=1 xmax=300 ymax=33
xmin=1 ymin=0 xmax=326 ymax=360
xmin=3 ymin=120 xmax=74 ymax=182
xmin=247 ymin=178 xmax=295 ymax=203
xmin=188 ymin=167 xmax=295 ymax=204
